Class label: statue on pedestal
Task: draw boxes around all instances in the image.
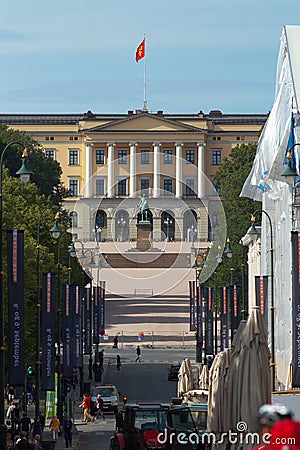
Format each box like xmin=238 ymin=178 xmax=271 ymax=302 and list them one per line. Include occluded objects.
xmin=136 ymin=194 xmax=150 ymax=222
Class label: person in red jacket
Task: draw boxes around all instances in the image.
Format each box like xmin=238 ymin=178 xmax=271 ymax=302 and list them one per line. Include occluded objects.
xmin=79 ymin=394 xmax=94 ymax=423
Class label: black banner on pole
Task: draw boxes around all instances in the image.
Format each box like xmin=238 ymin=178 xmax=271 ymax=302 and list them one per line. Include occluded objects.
xmin=220 ymin=287 xmax=229 ymax=351
xmin=72 ymin=286 xmax=82 ymax=368
xmin=206 ymin=287 xmax=214 ymax=355
xmin=84 ymin=287 xmax=92 ymax=355
xmin=189 ymin=281 xmax=196 ymax=331
xmin=7 ymin=230 xmax=25 ymax=386
xmin=196 ymin=285 xmax=203 ymax=354
xmin=291 ymin=231 xmax=300 ymax=388
xmin=62 ymin=285 xmax=73 ymax=377
xmin=93 ymin=286 xmax=99 ymax=345
xmin=255 ymin=276 xmax=268 ymax=325
xmin=99 ymin=281 xmax=106 ymax=336
xmin=230 ymin=285 xmax=241 ymax=340
xmin=41 ymin=273 xmax=56 ymax=391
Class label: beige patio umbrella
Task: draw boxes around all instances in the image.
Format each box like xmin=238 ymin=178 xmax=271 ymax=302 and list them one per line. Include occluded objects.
xmin=237 ymin=307 xmax=271 ymax=433
xmin=177 ymin=358 xmax=194 ymax=396
xmin=207 ymin=353 xmax=221 ymax=432
xmin=198 ymin=364 xmax=209 ymax=390
xmin=227 ymin=320 xmax=247 ymax=430
xmin=217 ymin=349 xmax=231 ymax=433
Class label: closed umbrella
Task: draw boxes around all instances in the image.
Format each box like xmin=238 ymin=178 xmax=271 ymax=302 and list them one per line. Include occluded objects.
xmin=199 ymin=364 xmax=209 ymax=390
xmin=227 ymin=320 xmax=247 ymax=430
xmin=207 ymin=353 xmax=221 ymax=432
xmin=238 ymin=307 xmax=271 ymax=433
xmin=177 ymin=358 xmax=194 ymax=396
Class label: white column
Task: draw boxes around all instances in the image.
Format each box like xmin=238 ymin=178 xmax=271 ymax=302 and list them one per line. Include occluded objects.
xmin=129 ymin=142 xmax=137 ymax=197
xmin=197 ymin=142 xmax=205 ymax=198
xmin=153 ymin=142 xmax=161 ymax=198
xmin=175 ymin=142 xmax=183 ymax=198
xmin=85 ymin=142 xmax=93 ymax=198
xmin=107 ymin=142 xmax=115 ymax=198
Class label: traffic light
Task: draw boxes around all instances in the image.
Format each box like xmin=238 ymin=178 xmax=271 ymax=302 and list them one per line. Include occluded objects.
xmin=27 ymin=366 xmax=34 ymax=376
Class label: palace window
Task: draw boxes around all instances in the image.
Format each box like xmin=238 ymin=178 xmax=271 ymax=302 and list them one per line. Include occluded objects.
xmin=163 ymin=178 xmax=173 ymax=195
xmin=70 ymin=211 xmax=78 ymax=227
xmin=212 ymin=149 xmax=222 ymax=165
xmin=163 ymin=148 xmax=173 ymax=164
xmin=96 ymin=179 xmax=105 ymax=196
xmin=141 ymin=149 xmax=150 ymax=164
xmin=45 ymin=149 xmax=55 ymax=159
xmin=69 ymin=149 xmax=79 ymax=165
xmin=185 ymin=178 xmax=196 ymax=196
xmin=69 ymin=179 xmax=79 ymax=196
xmin=118 ymin=149 xmax=127 ymax=164
xmin=117 ymin=178 xmax=127 ymax=196
xmin=141 ymin=178 xmax=150 ymax=195
xmin=185 ymin=149 xmax=195 ymax=164
xmin=96 ymin=149 xmax=105 ymax=165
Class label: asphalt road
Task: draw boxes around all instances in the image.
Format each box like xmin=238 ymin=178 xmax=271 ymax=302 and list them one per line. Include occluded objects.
xmin=76 ymin=349 xmax=188 ymax=449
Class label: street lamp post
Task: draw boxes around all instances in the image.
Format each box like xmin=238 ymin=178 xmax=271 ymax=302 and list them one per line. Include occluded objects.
xmin=164 ymin=215 xmax=173 ymax=242
xmin=0 ymin=144 xmax=33 ymax=449
xmin=69 ymin=241 xmax=95 ymax=381
xmin=248 ymin=210 xmax=275 ymax=391
xmin=224 ymin=237 xmax=247 ymax=319
xmin=50 ymin=221 xmax=65 ymax=422
xmin=35 ymin=209 xmax=60 ymax=417
xmin=117 ymin=216 xmax=126 ymax=242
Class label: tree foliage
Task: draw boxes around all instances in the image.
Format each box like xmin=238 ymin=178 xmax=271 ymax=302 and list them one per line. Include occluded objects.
xmin=207 ymin=143 xmax=261 ymax=305
xmin=0 ymin=124 xmax=86 ymax=363
xmin=0 ymin=123 xmax=69 ymax=204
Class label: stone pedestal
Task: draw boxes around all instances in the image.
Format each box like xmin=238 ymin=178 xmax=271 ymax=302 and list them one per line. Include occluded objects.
xmin=136 ymin=222 xmax=152 ymax=252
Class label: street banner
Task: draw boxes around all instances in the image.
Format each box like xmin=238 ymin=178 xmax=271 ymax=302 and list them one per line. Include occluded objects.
xmin=99 ymin=281 xmax=106 ymax=336
xmin=206 ymin=287 xmax=214 ymax=355
xmin=255 ymin=275 xmax=268 ymax=325
xmin=196 ymin=285 xmax=203 ymax=357
xmin=84 ymin=287 xmax=92 ymax=355
xmin=62 ymin=285 xmax=73 ymax=377
xmin=72 ymin=286 xmax=82 ymax=368
xmin=45 ymin=374 xmax=58 ymax=419
xmin=230 ymin=285 xmax=241 ymax=340
xmin=41 ymin=273 xmax=56 ymax=390
xmin=189 ymin=280 xmax=196 ymax=331
xmin=220 ymin=287 xmax=229 ymax=351
xmin=93 ymin=286 xmax=99 ymax=344
xmin=7 ymin=229 xmax=25 ymax=385
xmin=291 ymin=231 xmax=300 ymax=387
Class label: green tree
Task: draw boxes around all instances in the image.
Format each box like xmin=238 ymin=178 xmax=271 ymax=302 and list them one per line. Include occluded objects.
xmin=0 ymin=123 xmax=69 ymax=204
xmin=208 ymin=143 xmax=261 ymax=303
xmin=2 ymin=171 xmax=86 ymax=361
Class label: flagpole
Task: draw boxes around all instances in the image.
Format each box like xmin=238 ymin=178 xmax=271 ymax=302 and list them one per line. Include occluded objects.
xmin=143 ymin=35 xmax=147 ymax=111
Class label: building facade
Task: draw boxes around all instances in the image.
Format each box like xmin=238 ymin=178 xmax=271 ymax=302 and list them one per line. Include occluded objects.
xmin=0 ymin=109 xmax=267 ymax=243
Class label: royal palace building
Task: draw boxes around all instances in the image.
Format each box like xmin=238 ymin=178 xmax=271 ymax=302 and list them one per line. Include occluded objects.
xmin=0 ymin=109 xmax=267 ymax=244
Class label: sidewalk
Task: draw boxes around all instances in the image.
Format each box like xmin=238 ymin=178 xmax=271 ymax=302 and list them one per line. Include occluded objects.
xmin=40 ymin=357 xmax=110 ymax=449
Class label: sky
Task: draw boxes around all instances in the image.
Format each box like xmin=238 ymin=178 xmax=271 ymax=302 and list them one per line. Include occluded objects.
xmin=1 ymin=0 xmax=300 ymax=115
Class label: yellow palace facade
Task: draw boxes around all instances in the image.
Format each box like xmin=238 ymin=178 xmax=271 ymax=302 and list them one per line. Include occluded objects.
xmin=0 ymin=109 xmax=267 ymax=244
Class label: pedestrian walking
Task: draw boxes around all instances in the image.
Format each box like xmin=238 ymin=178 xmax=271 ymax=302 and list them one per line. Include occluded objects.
xmin=94 ymin=363 xmax=104 ymax=382
xmin=135 ymin=345 xmax=142 ymax=362
xmin=95 ymin=394 xmax=105 ymax=420
xmin=62 ymin=415 xmax=73 ymax=448
xmin=79 ymin=394 xmax=95 ymax=423
xmin=20 ymin=413 xmax=31 ymax=440
xmin=30 ymin=417 xmax=42 ymax=441
xmin=49 ymin=415 xmax=60 ymax=442
xmin=117 ymin=355 xmax=121 ymax=371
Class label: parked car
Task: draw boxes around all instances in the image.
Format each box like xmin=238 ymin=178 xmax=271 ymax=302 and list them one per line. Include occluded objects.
xmin=91 ymin=384 xmax=119 ymax=413
xmin=168 ymin=363 xmax=181 ymax=381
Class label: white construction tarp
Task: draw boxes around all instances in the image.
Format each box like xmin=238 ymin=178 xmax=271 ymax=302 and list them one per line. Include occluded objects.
xmin=241 ymin=25 xmax=300 ymax=388
xmin=241 ymin=26 xmax=300 ymax=201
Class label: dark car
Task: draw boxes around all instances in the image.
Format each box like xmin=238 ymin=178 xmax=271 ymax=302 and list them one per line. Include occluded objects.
xmin=168 ymin=363 xmax=181 ymax=381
